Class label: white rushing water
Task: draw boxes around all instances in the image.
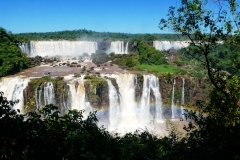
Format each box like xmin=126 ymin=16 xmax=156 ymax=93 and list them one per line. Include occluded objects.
xmin=181 ymin=78 xmax=185 ymax=119
xmin=19 ymin=41 xmax=98 ymax=57
xmin=109 ymin=41 xmax=128 ymax=54
xmin=171 ymin=78 xmax=176 ymax=119
xmin=0 ymin=77 xmax=30 ymax=113
xmin=107 ymin=79 xmax=121 ymax=131
xmin=153 ymin=41 xmax=189 ymax=51
xmin=103 ymin=73 xmax=165 ymax=134
xmin=43 ymin=82 xmax=55 ymax=105
xmin=139 ymin=75 xmax=163 ymax=124
xmin=67 ymin=76 xmax=92 ymax=118
xmin=35 ymin=82 xmax=56 ymax=109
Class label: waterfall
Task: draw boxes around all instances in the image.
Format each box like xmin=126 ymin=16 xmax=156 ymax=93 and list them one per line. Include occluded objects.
xmin=111 ymin=73 xmax=138 ymax=133
xmin=68 ymin=77 xmax=92 ymax=118
xmin=139 ymin=75 xmax=163 ymax=124
xmin=43 ymin=82 xmax=55 ymax=105
xmin=35 ymin=89 xmax=40 ymax=108
xmin=19 ymin=41 xmax=98 ymax=57
xmin=0 ymin=77 xmax=29 ymax=113
xmin=171 ymin=78 xmax=176 ymax=119
xmin=101 ymin=73 xmax=165 ymax=134
xmin=148 ymin=75 xmax=163 ymax=122
xmin=139 ymin=75 xmax=152 ymax=125
xmin=19 ymin=43 xmax=31 ymax=55
xmin=109 ymin=41 xmax=128 ymax=54
xmin=125 ymin=42 xmax=128 ymax=54
xmin=107 ymin=79 xmax=120 ymax=131
xmin=181 ymin=78 xmax=185 ymax=119
xmin=153 ymin=41 xmax=189 ymax=51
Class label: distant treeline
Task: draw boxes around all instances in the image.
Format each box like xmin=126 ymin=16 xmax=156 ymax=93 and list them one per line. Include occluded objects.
xmin=14 ymin=29 xmax=190 ymax=42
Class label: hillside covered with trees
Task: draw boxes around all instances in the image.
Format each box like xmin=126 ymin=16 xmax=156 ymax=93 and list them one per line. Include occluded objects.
xmin=0 ymin=28 xmax=29 ymax=76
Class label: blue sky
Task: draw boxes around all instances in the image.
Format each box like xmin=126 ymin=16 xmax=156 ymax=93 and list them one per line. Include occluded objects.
xmin=0 ymin=0 xmax=181 ymax=34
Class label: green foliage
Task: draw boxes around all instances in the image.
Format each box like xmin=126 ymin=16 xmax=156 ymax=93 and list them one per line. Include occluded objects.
xmin=160 ymin=0 xmax=240 ymax=159
xmin=137 ymin=41 xmax=168 ymax=65
xmin=0 ymin=92 xmax=175 ymax=159
xmin=27 ymin=76 xmax=67 ymax=111
xmin=0 ymin=28 xmax=29 ymax=76
xmin=84 ymin=75 xmax=108 ymax=106
xmin=14 ymin=28 xmax=190 ymax=41
xmin=0 ymin=92 xmax=118 ymax=159
xmin=133 ymin=64 xmax=180 ymax=74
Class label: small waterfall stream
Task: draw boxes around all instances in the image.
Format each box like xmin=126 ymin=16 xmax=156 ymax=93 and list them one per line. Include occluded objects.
xmin=0 ymin=77 xmax=29 ymax=113
xmin=107 ymin=79 xmax=120 ymax=131
xmin=109 ymin=41 xmax=128 ymax=54
xmin=181 ymin=78 xmax=185 ymax=119
xmin=68 ymin=77 xmax=92 ymax=118
xmin=44 ymin=82 xmax=55 ymax=105
xmin=171 ymin=78 xmax=176 ymax=119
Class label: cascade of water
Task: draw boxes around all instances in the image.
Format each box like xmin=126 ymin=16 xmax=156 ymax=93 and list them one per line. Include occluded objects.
xmin=43 ymin=82 xmax=55 ymax=105
xmin=107 ymin=79 xmax=120 ymax=130
xmin=0 ymin=77 xmax=29 ymax=113
xmin=101 ymin=73 xmax=164 ymax=133
xmin=171 ymin=78 xmax=176 ymax=119
xmin=139 ymin=75 xmax=152 ymax=125
xmin=114 ymin=73 xmax=138 ymax=133
xmin=19 ymin=41 xmax=98 ymax=57
xmin=35 ymin=89 xmax=39 ymax=108
xmin=68 ymin=77 xmax=92 ymax=118
xmin=139 ymin=75 xmax=163 ymax=123
xmin=125 ymin=42 xmax=129 ymax=54
xmin=148 ymin=75 xmax=163 ymax=122
xmin=38 ymin=89 xmax=43 ymax=108
xmin=153 ymin=41 xmax=190 ymax=51
xmin=19 ymin=43 xmax=31 ymax=55
xmin=35 ymin=87 xmax=43 ymax=109
xmin=109 ymin=41 xmax=128 ymax=54
xmin=181 ymin=78 xmax=185 ymax=119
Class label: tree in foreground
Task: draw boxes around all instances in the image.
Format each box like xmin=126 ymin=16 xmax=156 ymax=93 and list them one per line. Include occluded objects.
xmin=160 ymin=0 xmax=240 ymax=159
xmin=0 ymin=91 xmax=173 ymax=160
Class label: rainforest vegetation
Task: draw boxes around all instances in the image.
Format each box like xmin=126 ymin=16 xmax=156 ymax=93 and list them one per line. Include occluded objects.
xmin=15 ymin=29 xmax=190 ymax=42
xmin=0 ymin=28 xmax=29 ymax=76
xmin=0 ymin=0 xmax=240 ymax=159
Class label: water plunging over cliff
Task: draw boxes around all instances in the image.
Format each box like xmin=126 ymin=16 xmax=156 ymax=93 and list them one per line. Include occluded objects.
xmin=181 ymin=78 xmax=185 ymax=119
xmin=109 ymin=41 xmax=128 ymax=54
xmin=0 ymin=77 xmax=29 ymax=113
xmin=19 ymin=41 xmax=98 ymax=57
xmin=171 ymin=78 xmax=176 ymax=119
xmin=35 ymin=82 xmax=56 ymax=109
xmin=68 ymin=76 xmax=92 ymax=118
xmin=103 ymin=73 xmax=164 ymax=134
xmin=153 ymin=41 xmax=189 ymax=51
xmin=107 ymin=79 xmax=120 ymax=131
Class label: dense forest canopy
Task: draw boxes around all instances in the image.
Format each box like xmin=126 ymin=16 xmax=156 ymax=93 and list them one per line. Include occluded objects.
xmin=14 ymin=29 xmax=190 ymax=41
xmin=0 ymin=28 xmax=29 ymax=76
